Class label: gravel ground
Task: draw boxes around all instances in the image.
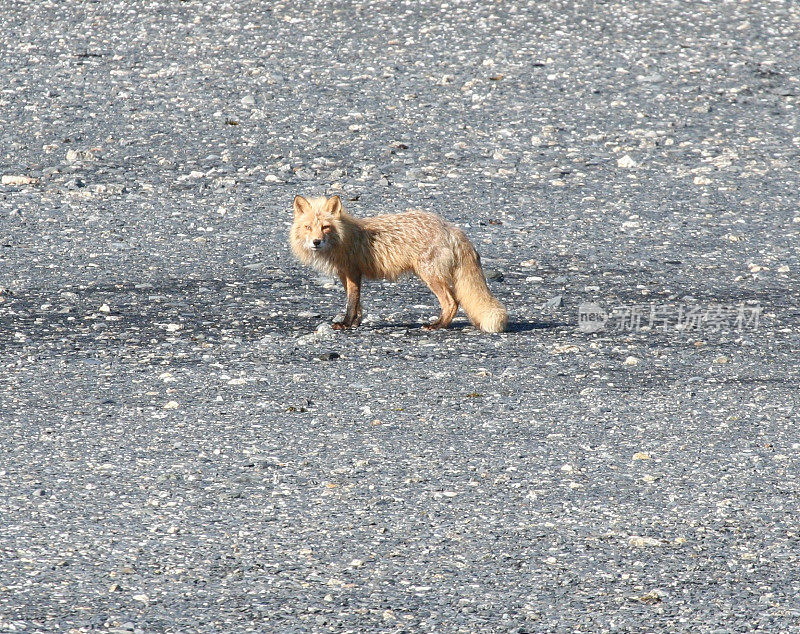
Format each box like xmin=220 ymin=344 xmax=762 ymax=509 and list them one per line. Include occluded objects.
xmin=2 ymin=1 xmax=799 ymax=632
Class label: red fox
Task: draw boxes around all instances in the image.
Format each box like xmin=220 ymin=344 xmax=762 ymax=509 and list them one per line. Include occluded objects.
xmin=290 ymin=195 xmax=508 ymax=332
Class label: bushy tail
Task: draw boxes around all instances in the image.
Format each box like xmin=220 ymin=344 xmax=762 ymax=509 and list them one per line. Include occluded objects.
xmin=453 ymin=248 xmax=508 ymax=333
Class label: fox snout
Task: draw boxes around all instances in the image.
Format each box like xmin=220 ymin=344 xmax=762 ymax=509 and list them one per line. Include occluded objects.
xmin=300 ymin=222 xmax=335 ymax=251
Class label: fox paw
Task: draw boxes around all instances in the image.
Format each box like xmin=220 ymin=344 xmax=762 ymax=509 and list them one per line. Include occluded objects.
xmin=332 ymin=321 xmax=350 ymax=330
xmin=421 ymin=323 xmax=442 ymax=331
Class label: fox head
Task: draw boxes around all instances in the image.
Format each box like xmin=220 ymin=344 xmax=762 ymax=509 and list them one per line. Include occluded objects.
xmin=292 ymin=195 xmax=342 ymax=252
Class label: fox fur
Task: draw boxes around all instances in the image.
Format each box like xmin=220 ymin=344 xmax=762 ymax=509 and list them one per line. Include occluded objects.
xmin=290 ymin=195 xmax=508 ymax=333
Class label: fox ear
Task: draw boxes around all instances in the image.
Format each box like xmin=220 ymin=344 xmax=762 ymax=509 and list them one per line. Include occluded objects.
xmin=293 ymin=195 xmax=311 ymax=218
xmin=324 ymin=195 xmax=342 ymax=217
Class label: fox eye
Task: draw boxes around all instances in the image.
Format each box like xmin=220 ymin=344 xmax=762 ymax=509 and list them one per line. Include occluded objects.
xmin=304 ymin=224 xmax=311 ymax=230
xmin=321 ymin=224 xmax=331 ymax=231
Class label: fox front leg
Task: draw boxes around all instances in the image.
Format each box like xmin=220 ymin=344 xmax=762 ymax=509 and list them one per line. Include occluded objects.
xmin=332 ymin=273 xmax=363 ymax=329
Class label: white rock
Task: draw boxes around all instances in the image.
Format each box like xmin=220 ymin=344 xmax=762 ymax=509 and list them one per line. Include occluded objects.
xmin=2 ymin=174 xmax=38 ymax=185
xmin=296 ymin=322 xmax=335 ymax=345
xmin=629 ymin=536 xmax=662 ymax=547
xmin=316 ymin=322 xmax=334 ymax=335
xmin=65 ymin=149 xmax=97 ymax=163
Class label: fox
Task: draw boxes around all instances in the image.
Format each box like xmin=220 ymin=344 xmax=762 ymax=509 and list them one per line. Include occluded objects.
xmin=290 ymin=194 xmax=508 ymax=333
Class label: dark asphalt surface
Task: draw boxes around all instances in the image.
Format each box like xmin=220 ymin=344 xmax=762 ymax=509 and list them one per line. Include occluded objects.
xmin=1 ymin=1 xmax=799 ymax=632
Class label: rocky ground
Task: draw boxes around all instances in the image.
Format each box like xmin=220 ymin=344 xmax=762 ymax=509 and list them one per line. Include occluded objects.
xmin=1 ymin=1 xmax=799 ymax=632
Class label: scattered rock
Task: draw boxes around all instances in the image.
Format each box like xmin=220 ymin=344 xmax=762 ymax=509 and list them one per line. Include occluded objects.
xmin=317 ymin=351 xmax=340 ymax=361
xmin=636 ymin=73 xmax=664 ymax=83
xmin=1 ymin=174 xmax=38 ymax=185
xmin=634 ymin=589 xmax=665 ymax=604
xmin=629 ymin=536 xmax=663 ymax=547
xmin=65 ymin=149 xmax=98 ymax=163
xmin=66 ymin=177 xmax=86 ymax=189
xmin=296 ymin=322 xmax=336 ymax=346
xmin=540 ymin=295 xmax=563 ymax=310
xmin=551 ymin=343 xmax=580 ymax=354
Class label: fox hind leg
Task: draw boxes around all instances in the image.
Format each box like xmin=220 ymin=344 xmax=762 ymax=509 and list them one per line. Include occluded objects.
xmin=420 ymin=276 xmax=458 ymax=330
